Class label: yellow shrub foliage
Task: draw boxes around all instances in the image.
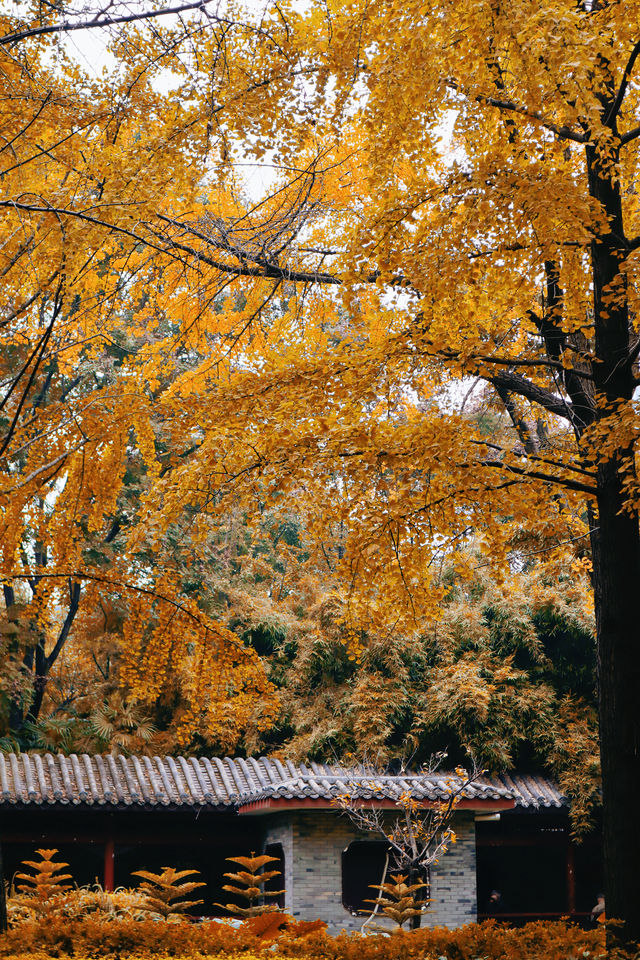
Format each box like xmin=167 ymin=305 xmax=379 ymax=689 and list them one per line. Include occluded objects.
xmin=0 ymin=916 xmax=621 ymax=960
xmin=8 ymin=881 xmax=149 ymax=924
xmin=2 ymin=861 xmax=622 ymax=959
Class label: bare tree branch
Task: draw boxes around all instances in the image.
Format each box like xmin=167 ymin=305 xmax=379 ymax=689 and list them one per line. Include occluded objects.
xmin=481 ymin=458 xmax=597 ymax=496
xmin=45 ymin=580 xmax=81 ymax=672
xmin=1 ymin=0 xmax=220 ymax=46
xmin=0 ymin=443 xmax=87 ymax=493
xmin=0 ymin=570 xmax=241 ymax=645
xmin=470 ymin=437 xmax=596 ymax=478
xmin=439 ymin=348 xmax=595 ymax=379
xmin=0 ymin=274 xmax=59 ymax=329
xmin=606 ymin=37 xmax=640 ymax=127
xmin=446 ymin=80 xmax=587 ymax=143
xmin=489 ymin=371 xmax=574 ymax=421
xmin=0 ymin=289 xmax=63 ymax=459
xmin=620 ymin=124 xmax=640 ymax=146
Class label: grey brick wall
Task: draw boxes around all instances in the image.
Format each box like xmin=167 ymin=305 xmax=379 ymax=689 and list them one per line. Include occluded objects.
xmin=424 ymin=812 xmax=477 ymax=928
xmin=263 ymin=815 xmax=295 ymax=914
xmin=262 ymin=809 xmax=477 ymax=933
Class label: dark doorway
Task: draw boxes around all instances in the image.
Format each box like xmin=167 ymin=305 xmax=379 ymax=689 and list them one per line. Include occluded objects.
xmin=264 ymin=842 xmax=285 ymax=908
xmin=342 ymin=840 xmax=390 ymax=914
xmin=476 ymin=812 xmax=603 ymax=924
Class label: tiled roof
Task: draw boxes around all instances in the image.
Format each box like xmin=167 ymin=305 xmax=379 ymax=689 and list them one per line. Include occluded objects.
xmin=490 ymin=772 xmax=567 ymax=809
xmin=0 ymin=752 xmax=566 ymax=810
xmin=238 ymin=768 xmax=505 ymax=805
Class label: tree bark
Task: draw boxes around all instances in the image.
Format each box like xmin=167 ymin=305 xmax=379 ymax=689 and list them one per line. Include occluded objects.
xmin=0 ymin=842 xmax=6 ymax=932
xmin=591 ymin=464 xmax=640 ymax=945
xmin=587 ymin=132 xmax=640 ymax=944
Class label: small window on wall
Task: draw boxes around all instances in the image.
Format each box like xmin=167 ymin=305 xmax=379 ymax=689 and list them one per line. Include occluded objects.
xmin=342 ymin=841 xmax=390 ymax=914
xmin=264 ymin=842 xmax=285 ymax=908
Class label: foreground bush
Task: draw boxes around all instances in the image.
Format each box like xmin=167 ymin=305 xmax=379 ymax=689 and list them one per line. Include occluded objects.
xmin=6 ymin=850 xmax=630 ymax=957
xmin=276 ymin=922 xmax=612 ymax=960
xmin=0 ymin=916 xmax=620 ymax=959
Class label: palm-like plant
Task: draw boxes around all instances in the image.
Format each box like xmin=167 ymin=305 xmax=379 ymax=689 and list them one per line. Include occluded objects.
xmin=217 ymin=853 xmax=284 ymax=917
xmin=132 ymin=867 xmax=204 ymax=919
xmin=364 ymin=874 xmax=429 ymax=931
xmin=13 ymin=848 xmax=73 ymax=917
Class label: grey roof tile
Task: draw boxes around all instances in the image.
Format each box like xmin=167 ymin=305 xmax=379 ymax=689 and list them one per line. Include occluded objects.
xmin=226 ymin=757 xmax=246 ymax=796
xmin=165 ymin=756 xmax=188 ymax=803
xmin=23 ymin=754 xmax=37 ymax=801
xmin=96 ymin=755 xmax=114 ymax=803
xmin=153 ymin=755 xmax=174 ymax=803
xmin=47 ymin=753 xmax=64 ymax=801
xmin=0 ymin=752 xmax=566 ymax=810
xmin=188 ymin=756 xmax=214 ymax=803
xmin=246 ymin=757 xmax=268 ymax=791
xmin=200 ymin=757 xmax=223 ymax=802
xmin=142 ymin=756 xmax=163 ymax=803
xmin=132 ymin=757 xmax=152 ymax=804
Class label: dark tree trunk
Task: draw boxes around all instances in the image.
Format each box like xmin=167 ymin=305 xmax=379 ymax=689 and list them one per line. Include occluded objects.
xmin=407 ymin=863 xmax=428 ymax=930
xmin=0 ymin=843 xmax=6 ymax=932
xmin=4 ymin=579 xmax=81 ymax=734
xmin=587 ymin=134 xmax=640 ymax=945
xmin=591 ymin=468 xmax=640 ymax=945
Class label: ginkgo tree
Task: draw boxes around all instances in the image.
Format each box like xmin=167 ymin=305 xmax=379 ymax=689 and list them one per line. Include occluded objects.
xmin=4 ymin=0 xmax=640 ymax=944
xmin=0 ymin=2 xmax=291 ymax=750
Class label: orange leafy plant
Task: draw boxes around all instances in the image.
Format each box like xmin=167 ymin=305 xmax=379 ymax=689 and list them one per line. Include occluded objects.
xmin=243 ymin=911 xmax=290 ymax=940
xmin=284 ymin=918 xmax=329 ymax=938
xmin=13 ymin=849 xmax=73 ymax=917
xmin=364 ymin=874 xmax=430 ymax=932
xmin=131 ymin=867 xmax=204 ymax=919
xmin=217 ymin=853 xmax=284 ymax=917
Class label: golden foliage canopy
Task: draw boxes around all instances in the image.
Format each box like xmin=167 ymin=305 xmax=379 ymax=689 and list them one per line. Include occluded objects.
xmin=3 ymin=2 xmax=640 ymax=932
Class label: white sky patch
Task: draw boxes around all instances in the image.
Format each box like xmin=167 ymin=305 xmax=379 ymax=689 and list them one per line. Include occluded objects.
xmin=62 ymin=26 xmax=118 ymax=76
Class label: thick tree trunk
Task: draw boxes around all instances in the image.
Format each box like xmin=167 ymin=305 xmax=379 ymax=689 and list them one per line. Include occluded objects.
xmin=0 ymin=843 xmax=6 ymax=933
xmin=587 ymin=134 xmax=640 ymax=945
xmin=591 ymin=467 xmax=640 ymax=945
xmin=408 ymin=864 xmax=425 ymax=929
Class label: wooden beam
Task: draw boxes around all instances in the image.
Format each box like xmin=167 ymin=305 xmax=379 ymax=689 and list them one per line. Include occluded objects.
xmin=567 ymin=841 xmax=576 ymax=914
xmin=239 ymin=797 xmax=516 ymax=814
xmin=104 ymin=838 xmax=115 ymax=892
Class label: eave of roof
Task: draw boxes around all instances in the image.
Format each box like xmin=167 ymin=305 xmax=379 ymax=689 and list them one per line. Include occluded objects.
xmin=0 ymin=752 xmax=567 ymax=811
xmin=238 ymin=796 xmax=518 ymax=815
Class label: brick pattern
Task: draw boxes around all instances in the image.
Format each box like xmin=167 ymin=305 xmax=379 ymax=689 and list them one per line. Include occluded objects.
xmin=263 ymin=815 xmax=295 ymax=914
xmin=262 ymin=810 xmax=477 ymax=933
xmin=425 ymin=812 xmax=477 ymax=928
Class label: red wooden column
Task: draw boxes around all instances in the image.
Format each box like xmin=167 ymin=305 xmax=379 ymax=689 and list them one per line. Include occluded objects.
xmin=104 ymin=838 xmax=115 ymax=892
xmin=566 ymin=841 xmax=576 ymax=915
